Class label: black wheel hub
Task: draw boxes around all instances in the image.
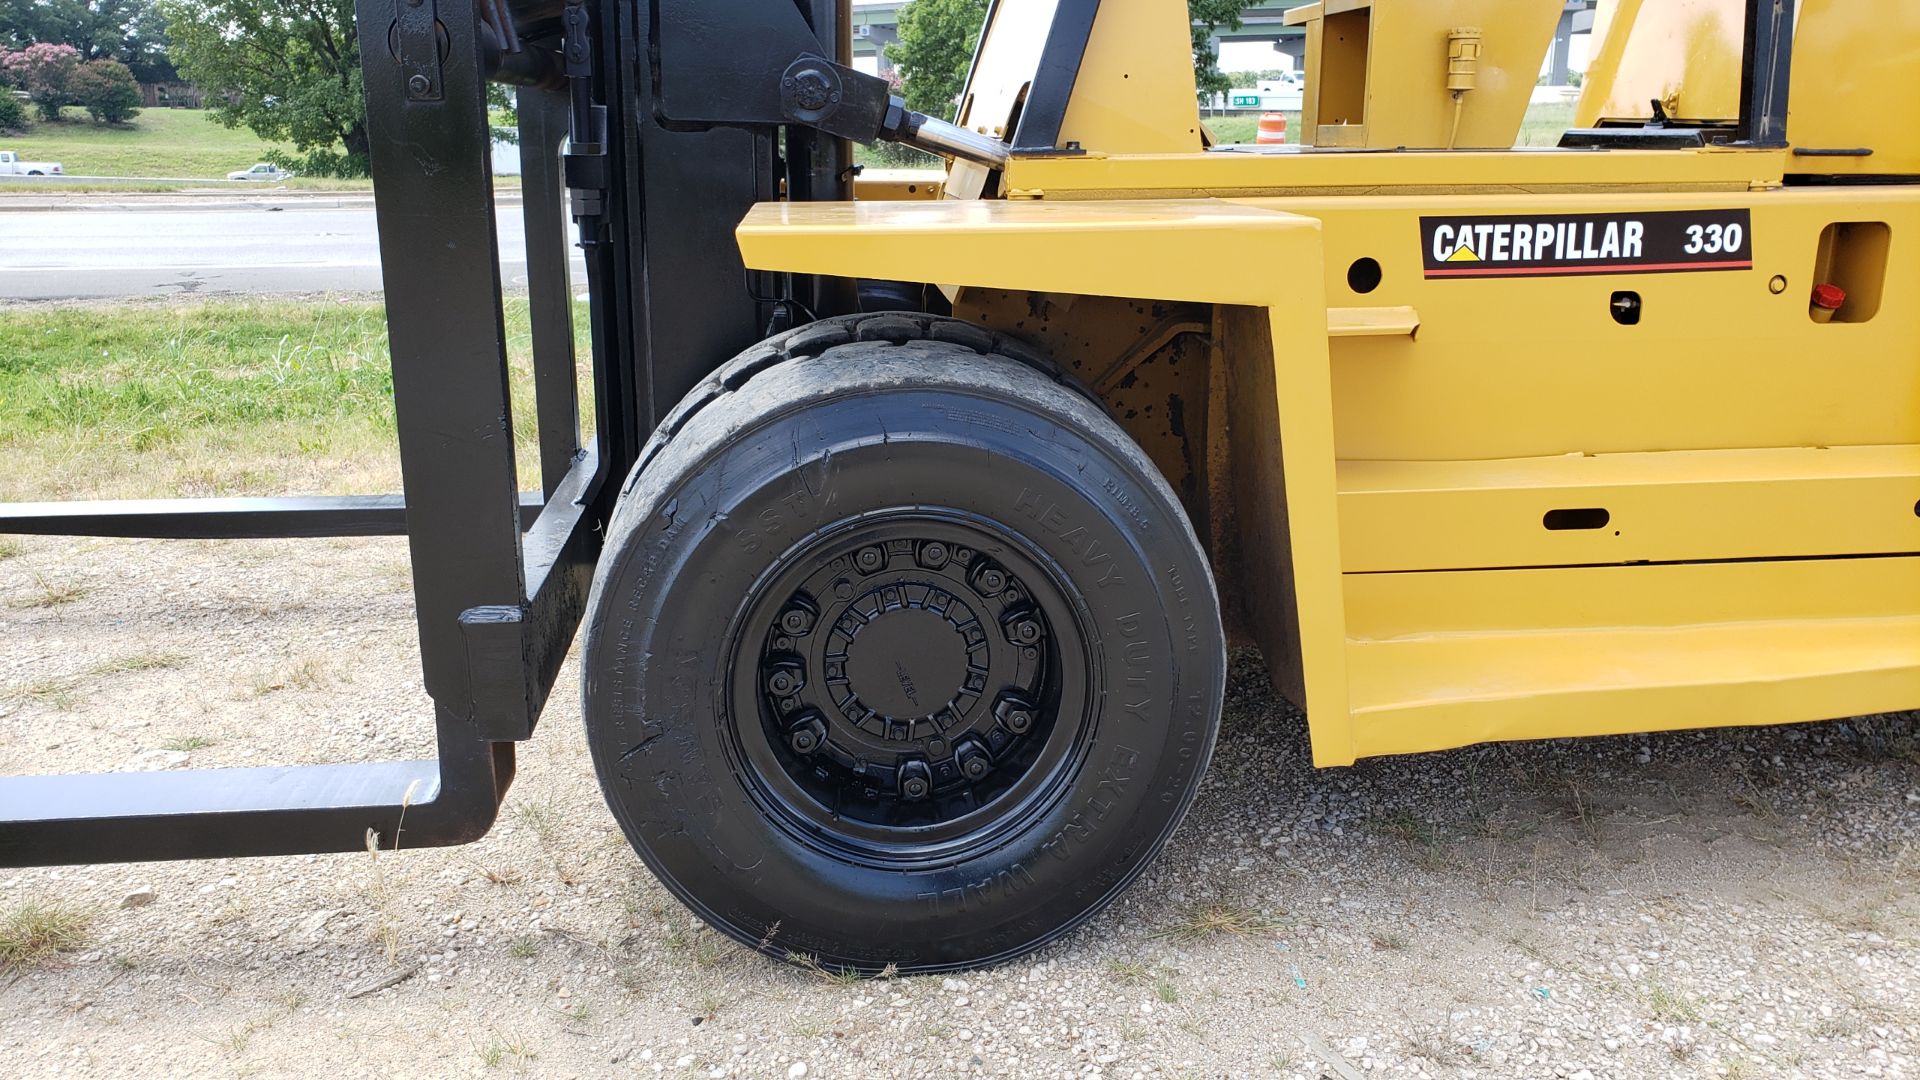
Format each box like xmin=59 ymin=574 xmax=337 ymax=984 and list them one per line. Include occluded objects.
xmin=730 ymin=513 xmax=1090 ymax=862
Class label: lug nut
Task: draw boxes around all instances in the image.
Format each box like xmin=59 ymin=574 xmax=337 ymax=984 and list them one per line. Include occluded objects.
xmin=962 ymin=755 xmax=989 ymax=780
xmin=787 ymin=711 xmax=827 ymax=754
xmin=975 ymin=565 xmax=1007 ymax=593
xmin=918 ymin=541 xmax=949 ymax=569
xmin=854 ymin=546 xmax=886 ymax=574
xmin=767 ymin=669 xmax=800 ymax=696
xmin=1005 ymin=709 xmax=1034 ymax=734
xmin=1008 ymin=618 xmax=1041 ymax=645
xmin=897 ymin=760 xmax=933 ymax=801
xmin=780 ymin=608 xmax=814 ymax=635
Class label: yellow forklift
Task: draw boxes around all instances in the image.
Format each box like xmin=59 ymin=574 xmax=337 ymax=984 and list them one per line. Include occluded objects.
xmin=2 ymin=0 xmax=1914 ymax=973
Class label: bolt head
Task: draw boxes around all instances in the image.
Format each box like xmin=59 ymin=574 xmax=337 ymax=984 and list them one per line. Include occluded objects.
xmin=918 ymin=541 xmax=949 ymax=569
xmin=407 ymin=74 xmax=431 ymax=95
xmin=1006 ymin=709 xmax=1033 ymax=734
xmin=977 ymin=567 xmax=1006 ymax=593
xmin=780 ymin=608 xmax=813 ymax=634
xmin=855 ymin=546 xmax=885 ymax=573
xmin=962 ymin=757 xmax=989 ymax=780
xmin=768 ymin=670 xmax=798 ymax=696
xmin=902 ymin=776 xmax=929 ymax=798
xmin=790 ymin=730 xmax=817 ymax=753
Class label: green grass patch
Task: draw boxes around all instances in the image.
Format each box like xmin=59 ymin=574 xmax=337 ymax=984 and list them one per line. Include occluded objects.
xmin=1202 ymin=113 xmax=1296 ymax=145
xmin=0 ymin=297 xmax=589 ymax=501
xmin=1517 ymin=100 xmax=1578 ymax=147
xmin=0 ymin=110 xmax=302 ymax=181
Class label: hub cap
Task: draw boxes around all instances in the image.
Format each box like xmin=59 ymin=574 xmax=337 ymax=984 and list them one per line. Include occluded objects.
xmin=727 ymin=513 xmax=1093 ymax=865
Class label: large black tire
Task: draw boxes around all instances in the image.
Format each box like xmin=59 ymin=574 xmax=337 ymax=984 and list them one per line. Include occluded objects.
xmin=582 ymin=313 xmax=1225 ymax=972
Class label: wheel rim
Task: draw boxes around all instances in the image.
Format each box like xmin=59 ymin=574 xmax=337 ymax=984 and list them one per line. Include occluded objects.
xmin=724 ymin=510 xmax=1097 ymax=868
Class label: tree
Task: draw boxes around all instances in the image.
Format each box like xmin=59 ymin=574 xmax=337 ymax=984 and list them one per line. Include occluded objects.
xmin=1 ymin=42 xmax=81 ymax=120
xmin=0 ymin=0 xmax=174 ymax=82
xmin=158 ymin=0 xmax=369 ymax=176
xmin=1189 ymin=0 xmax=1244 ymax=102
xmin=71 ymin=57 xmax=140 ymax=122
xmin=0 ymin=88 xmax=27 ymax=132
xmin=886 ymin=0 xmax=988 ymax=119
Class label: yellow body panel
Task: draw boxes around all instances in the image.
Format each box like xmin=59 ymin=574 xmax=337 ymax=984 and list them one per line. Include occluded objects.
xmin=1787 ymin=0 xmax=1920 ymax=175
xmin=738 ymin=0 xmax=1920 ymax=766
xmin=1287 ymin=0 xmax=1561 ymax=149
xmin=1001 ymin=148 xmax=1783 ymax=199
xmin=1578 ymin=0 xmax=1920 ymax=175
xmin=852 ymin=170 xmax=944 ymax=201
xmin=1577 ymin=0 xmax=1747 ymax=125
xmin=1345 ymin=557 xmax=1920 ymax=758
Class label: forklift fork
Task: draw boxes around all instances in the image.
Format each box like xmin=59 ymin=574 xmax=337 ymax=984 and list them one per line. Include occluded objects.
xmin=0 ymin=2 xmax=606 ymax=866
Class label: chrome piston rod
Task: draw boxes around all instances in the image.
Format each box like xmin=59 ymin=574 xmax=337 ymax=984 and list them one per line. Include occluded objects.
xmin=888 ymin=110 xmax=1011 ymax=170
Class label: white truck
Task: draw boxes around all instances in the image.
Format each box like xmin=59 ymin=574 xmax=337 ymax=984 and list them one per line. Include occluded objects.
xmin=0 ymin=150 xmax=63 ymax=175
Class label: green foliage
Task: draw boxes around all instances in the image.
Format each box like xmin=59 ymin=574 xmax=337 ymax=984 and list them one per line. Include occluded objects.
xmin=1189 ymin=0 xmax=1245 ymax=101
xmin=1228 ymin=68 xmax=1297 ymax=90
xmin=158 ymin=0 xmax=369 ymax=177
xmin=0 ymin=91 xmax=26 ymax=132
xmin=886 ymin=0 xmax=988 ymax=119
xmin=0 ymin=0 xmax=173 ymax=82
xmin=70 ymin=57 xmax=139 ymax=123
xmin=2 ymin=42 xmax=81 ymax=120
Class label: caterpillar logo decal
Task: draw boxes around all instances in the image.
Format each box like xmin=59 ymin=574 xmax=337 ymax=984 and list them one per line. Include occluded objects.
xmin=1420 ymin=209 xmax=1752 ymax=278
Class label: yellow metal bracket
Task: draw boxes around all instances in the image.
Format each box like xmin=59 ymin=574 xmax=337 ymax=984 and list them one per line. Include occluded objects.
xmin=736 ymin=198 xmax=1358 ymax=762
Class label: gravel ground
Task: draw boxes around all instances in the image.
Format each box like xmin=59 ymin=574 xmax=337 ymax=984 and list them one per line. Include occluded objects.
xmin=3 ymin=532 xmax=1918 ymax=1079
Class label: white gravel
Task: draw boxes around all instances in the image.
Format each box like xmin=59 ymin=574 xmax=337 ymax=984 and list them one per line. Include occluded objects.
xmin=2 ymin=532 xmax=1917 ymax=1078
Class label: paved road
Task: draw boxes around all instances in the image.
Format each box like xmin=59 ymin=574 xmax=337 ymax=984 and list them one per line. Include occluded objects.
xmin=0 ymin=199 xmax=586 ymax=300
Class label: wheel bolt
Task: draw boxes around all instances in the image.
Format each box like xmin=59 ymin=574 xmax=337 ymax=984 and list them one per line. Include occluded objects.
xmin=1009 ymin=618 xmax=1041 ymax=645
xmin=767 ymin=669 xmax=799 ymax=696
xmin=918 ymin=541 xmax=949 ymax=569
xmin=790 ymin=729 xmax=818 ymax=753
xmin=780 ymin=608 xmax=814 ymax=635
xmin=897 ymin=760 xmax=933 ymax=801
xmin=1006 ymin=709 xmax=1034 ymax=734
xmin=962 ymin=756 xmax=989 ymax=780
xmin=855 ymin=546 xmax=885 ymax=573
xmin=976 ymin=566 xmax=1006 ymax=593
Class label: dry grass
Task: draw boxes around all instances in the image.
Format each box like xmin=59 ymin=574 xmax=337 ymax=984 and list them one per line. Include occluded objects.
xmin=87 ymin=651 xmax=185 ymax=676
xmin=0 ymin=536 xmax=22 ymax=560
xmin=254 ymin=655 xmax=331 ymax=696
xmin=0 ymin=899 xmax=94 ymax=972
xmin=11 ymin=575 xmax=90 ymax=609
xmin=1154 ymin=902 xmax=1284 ymax=942
xmin=6 ymin=677 xmax=77 ymax=710
xmin=160 ymin=734 xmax=216 ymax=752
xmin=1648 ymin=983 xmax=1704 ymax=1024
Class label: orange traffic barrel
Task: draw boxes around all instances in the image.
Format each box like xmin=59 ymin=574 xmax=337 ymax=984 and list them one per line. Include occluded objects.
xmin=1257 ymin=112 xmax=1288 ymax=144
